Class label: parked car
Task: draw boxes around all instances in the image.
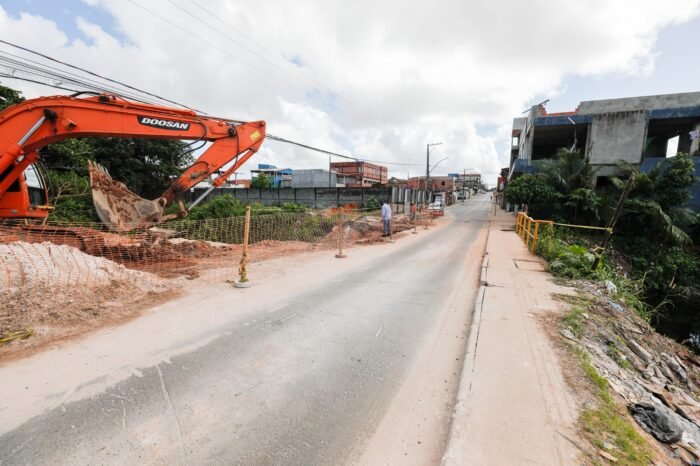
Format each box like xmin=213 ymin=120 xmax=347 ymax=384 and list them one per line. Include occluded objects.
xmin=428 ymin=202 xmax=444 ymax=216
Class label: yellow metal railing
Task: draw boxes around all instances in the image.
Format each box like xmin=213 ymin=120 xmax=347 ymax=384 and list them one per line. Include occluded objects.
xmin=515 ymin=211 xmax=613 ymax=254
xmin=515 ymin=212 xmax=552 ymax=253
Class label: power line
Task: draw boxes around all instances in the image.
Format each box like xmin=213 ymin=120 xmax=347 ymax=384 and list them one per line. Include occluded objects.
xmin=183 ymin=0 xmax=381 ymax=126
xmin=0 ymin=50 xmax=161 ymax=104
xmin=0 ymin=42 xmax=415 ymax=169
xmin=0 ymin=39 xmax=203 ymax=112
xmin=0 ymin=73 xmax=419 ymax=168
xmin=1 ymin=75 xmax=421 ymax=170
xmin=0 ymin=73 xmax=83 ymax=94
xmin=0 ymin=52 xmax=163 ymax=106
xmin=127 ymin=0 xmax=378 ymax=127
xmin=266 ymin=134 xmax=422 ymax=166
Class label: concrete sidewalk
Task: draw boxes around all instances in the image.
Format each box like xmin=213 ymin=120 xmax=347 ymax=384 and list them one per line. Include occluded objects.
xmin=442 ymin=213 xmax=579 ymax=465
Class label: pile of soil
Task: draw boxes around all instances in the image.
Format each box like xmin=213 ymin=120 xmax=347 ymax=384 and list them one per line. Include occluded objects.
xmin=339 ymin=215 xmax=418 ymax=243
xmin=0 ymin=224 xmax=239 ymax=278
xmin=559 ymin=282 xmax=700 ymax=463
xmin=0 ymin=241 xmax=178 ymax=338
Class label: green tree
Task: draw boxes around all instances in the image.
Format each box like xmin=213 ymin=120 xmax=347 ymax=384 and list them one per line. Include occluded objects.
xmin=610 ymin=154 xmax=699 ymax=342
xmin=504 ymin=174 xmax=558 ymax=216
xmin=0 ymin=84 xmax=24 ymax=111
xmin=535 ymin=148 xmax=600 ymax=224
xmin=615 ymin=153 xmax=696 ymax=245
xmin=251 ymin=173 xmax=272 ymax=189
xmin=46 ymin=170 xmax=96 ymax=222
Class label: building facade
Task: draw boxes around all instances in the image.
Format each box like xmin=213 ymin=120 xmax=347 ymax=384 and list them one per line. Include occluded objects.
xmin=250 ymin=164 xmax=293 ymax=188
xmin=407 ymin=175 xmax=457 ymax=192
xmin=329 ymin=161 xmax=388 ymax=187
xmin=291 ymin=169 xmax=351 ymax=188
xmin=510 ymin=92 xmax=700 ymax=181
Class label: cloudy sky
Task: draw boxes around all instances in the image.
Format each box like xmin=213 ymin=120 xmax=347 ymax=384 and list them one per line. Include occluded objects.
xmin=1 ymin=0 xmax=700 ymax=185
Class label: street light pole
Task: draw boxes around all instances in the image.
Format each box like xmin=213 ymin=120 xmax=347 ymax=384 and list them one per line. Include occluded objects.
xmin=426 ymin=142 xmax=442 ymax=205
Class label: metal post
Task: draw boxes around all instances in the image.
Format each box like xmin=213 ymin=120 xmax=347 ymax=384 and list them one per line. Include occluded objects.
xmin=412 ymin=205 xmax=418 ymax=234
xmin=532 ymin=222 xmax=540 ymax=253
xmin=234 ymin=206 xmax=252 ymax=288
xmin=426 ymin=144 xmax=430 ymax=204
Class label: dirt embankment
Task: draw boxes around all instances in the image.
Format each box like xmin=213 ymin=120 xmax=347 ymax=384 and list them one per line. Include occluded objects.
xmin=0 ymin=241 xmax=181 ymax=354
xmin=554 ymin=281 xmax=700 ymax=465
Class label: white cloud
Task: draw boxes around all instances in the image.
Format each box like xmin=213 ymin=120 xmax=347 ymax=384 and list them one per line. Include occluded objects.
xmin=1 ymin=0 xmax=699 ymax=185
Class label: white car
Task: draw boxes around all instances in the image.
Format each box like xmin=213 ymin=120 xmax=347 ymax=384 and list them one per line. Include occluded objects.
xmin=428 ymin=202 xmax=444 ymax=216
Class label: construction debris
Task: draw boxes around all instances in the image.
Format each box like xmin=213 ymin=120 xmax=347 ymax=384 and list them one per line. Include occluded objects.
xmin=560 ymin=281 xmax=700 ymax=464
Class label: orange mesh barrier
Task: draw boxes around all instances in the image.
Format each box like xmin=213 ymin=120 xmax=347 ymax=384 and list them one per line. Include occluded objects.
xmin=0 ymin=208 xmax=427 ymax=335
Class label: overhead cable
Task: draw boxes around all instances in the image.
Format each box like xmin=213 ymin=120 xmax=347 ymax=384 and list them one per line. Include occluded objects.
xmin=266 ymin=134 xmax=422 ymax=166
xmin=0 ymin=39 xmax=203 ymax=112
xmin=130 ymin=0 xmax=377 ymax=127
xmin=182 ymin=0 xmax=381 ymax=126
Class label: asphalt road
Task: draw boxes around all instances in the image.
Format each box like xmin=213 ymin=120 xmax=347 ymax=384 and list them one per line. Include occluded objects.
xmin=0 ymin=196 xmax=490 ymax=465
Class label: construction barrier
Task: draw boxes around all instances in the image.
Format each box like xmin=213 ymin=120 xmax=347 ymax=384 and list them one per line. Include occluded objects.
xmin=515 ymin=211 xmax=553 ymax=254
xmin=0 ymin=207 xmax=426 ymax=337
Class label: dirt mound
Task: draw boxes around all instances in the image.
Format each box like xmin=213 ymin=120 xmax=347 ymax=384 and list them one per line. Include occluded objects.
xmin=0 ymin=241 xmax=177 ymax=336
xmin=0 ymin=224 xmax=236 ymax=278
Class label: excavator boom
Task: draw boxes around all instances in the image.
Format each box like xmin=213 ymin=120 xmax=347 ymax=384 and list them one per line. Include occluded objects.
xmin=0 ymin=94 xmax=265 ymax=230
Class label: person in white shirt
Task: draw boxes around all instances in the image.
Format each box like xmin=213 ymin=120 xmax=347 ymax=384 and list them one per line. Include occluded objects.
xmin=381 ymin=201 xmax=392 ymax=237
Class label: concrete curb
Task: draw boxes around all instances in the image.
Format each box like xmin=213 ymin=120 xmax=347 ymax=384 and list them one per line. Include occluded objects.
xmin=479 ymin=253 xmax=489 ymax=286
xmin=441 ymin=213 xmax=494 ymax=464
xmin=441 ymin=283 xmax=487 ymax=465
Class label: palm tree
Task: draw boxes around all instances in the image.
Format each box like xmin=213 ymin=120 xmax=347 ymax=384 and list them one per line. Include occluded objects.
xmin=612 ymin=156 xmax=696 ymax=245
xmin=534 ymin=148 xmax=600 ymax=224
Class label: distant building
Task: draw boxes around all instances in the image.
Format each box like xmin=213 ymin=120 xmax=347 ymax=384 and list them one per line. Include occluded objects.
xmin=407 ymin=176 xmax=456 ymax=192
xmin=329 ymin=161 xmax=388 ymax=187
xmin=291 ymin=169 xmax=350 ymax=188
xmin=229 ymin=179 xmax=251 ymax=188
xmin=250 ymin=164 xmax=292 ymax=188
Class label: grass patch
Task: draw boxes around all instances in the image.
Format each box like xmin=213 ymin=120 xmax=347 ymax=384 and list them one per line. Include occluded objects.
xmin=563 ymin=307 xmax=585 ymax=338
xmin=606 ymin=341 xmax=633 ymax=371
xmin=574 ymin=347 xmax=653 ymax=464
xmin=553 ymin=292 xmax=596 ymax=308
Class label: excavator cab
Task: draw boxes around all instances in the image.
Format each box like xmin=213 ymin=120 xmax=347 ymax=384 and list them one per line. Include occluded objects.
xmin=24 ymin=163 xmax=49 ymax=207
xmin=0 ymin=162 xmax=51 ymax=219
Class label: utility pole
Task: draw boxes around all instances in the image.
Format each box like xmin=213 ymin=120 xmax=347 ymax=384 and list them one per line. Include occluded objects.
xmin=462 ymin=169 xmax=466 ymax=202
xmin=426 ymin=142 xmax=442 ymax=205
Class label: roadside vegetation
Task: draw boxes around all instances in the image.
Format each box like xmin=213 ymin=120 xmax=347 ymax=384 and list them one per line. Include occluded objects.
xmin=505 ymin=148 xmax=699 ymax=347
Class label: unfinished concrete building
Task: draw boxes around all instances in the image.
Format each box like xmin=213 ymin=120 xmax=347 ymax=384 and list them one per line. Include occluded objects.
xmin=510 ymin=91 xmax=700 ymax=208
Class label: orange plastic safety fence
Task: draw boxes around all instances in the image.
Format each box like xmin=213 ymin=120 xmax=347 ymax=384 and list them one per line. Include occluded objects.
xmin=0 ymin=207 xmax=427 ymax=331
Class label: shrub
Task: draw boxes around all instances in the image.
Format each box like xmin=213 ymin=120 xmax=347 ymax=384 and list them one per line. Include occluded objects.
xmin=504 ymin=174 xmax=558 ymax=216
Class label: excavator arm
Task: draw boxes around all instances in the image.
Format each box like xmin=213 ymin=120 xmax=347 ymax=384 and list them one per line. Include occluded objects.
xmin=0 ymin=94 xmax=265 ymax=230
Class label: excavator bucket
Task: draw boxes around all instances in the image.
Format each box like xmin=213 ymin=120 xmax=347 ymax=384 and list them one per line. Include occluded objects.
xmin=88 ymin=161 xmax=165 ymax=231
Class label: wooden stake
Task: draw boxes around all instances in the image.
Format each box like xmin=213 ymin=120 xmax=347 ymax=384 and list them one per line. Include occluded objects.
xmin=234 ymin=206 xmax=252 ymax=287
xmin=335 ymin=212 xmax=347 ymax=258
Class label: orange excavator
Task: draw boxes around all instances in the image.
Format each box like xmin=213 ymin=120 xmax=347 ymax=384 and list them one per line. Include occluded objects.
xmin=0 ymin=93 xmax=266 ymax=230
